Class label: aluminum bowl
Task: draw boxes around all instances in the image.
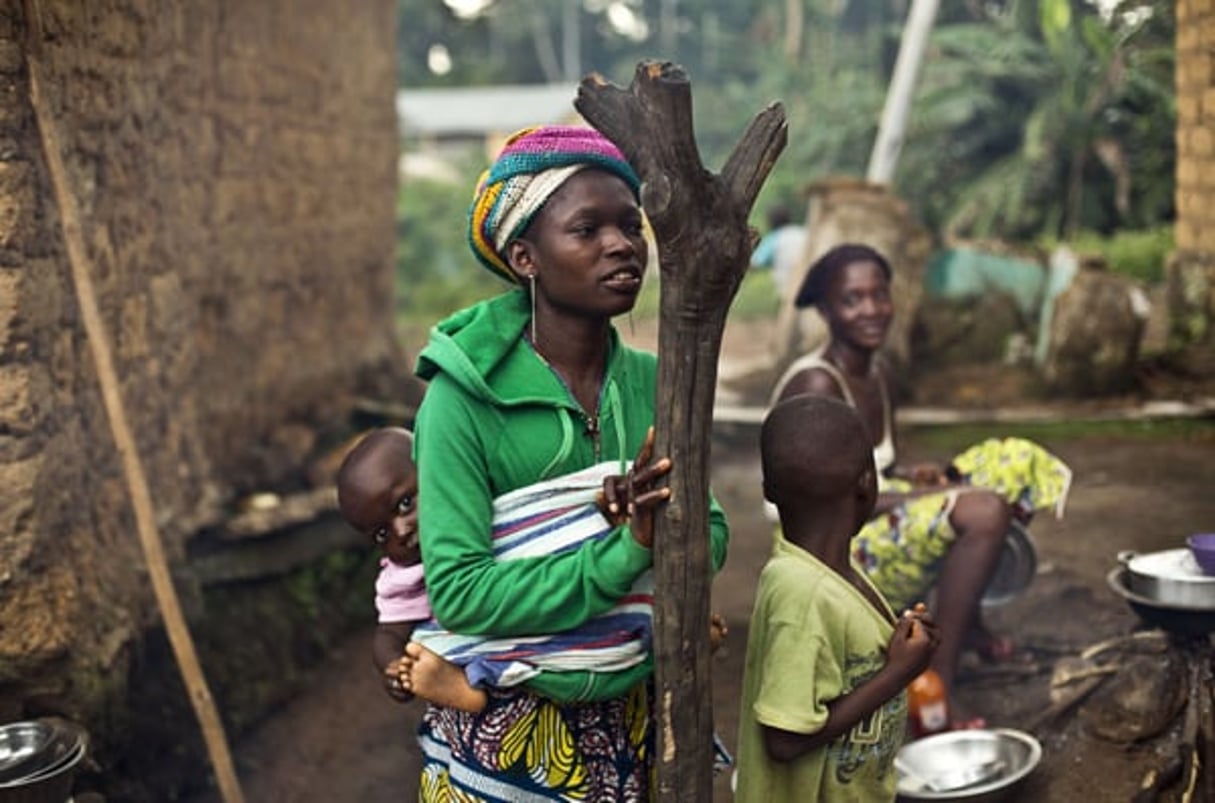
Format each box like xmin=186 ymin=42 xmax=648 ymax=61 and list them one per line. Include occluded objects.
xmin=0 ymin=741 xmax=85 ymax=803
xmin=1118 ymin=548 xmax=1215 ymax=608
xmin=0 ymin=719 xmax=87 ymax=803
xmin=0 ymin=723 xmax=59 ymax=785
xmin=896 ymin=728 xmax=1041 ymax=802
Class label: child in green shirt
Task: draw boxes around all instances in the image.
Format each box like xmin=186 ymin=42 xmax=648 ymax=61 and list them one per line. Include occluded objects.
xmin=735 ymin=395 xmax=939 ymax=802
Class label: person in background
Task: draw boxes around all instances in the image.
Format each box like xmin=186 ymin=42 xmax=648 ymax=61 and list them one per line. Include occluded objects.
xmin=735 ymin=394 xmax=939 ymax=803
xmin=771 ymin=243 xmax=1071 ymax=728
xmin=411 ymin=125 xmax=730 ymax=801
xmin=751 ymin=204 xmax=809 ymax=302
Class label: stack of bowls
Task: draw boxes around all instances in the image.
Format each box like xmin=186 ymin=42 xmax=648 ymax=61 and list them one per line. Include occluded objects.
xmin=0 ymin=719 xmax=88 ymax=803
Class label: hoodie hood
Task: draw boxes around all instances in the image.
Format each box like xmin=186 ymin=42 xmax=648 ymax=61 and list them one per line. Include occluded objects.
xmin=415 ymin=289 xmax=636 ymax=477
xmin=416 ymin=290 xmax=533 ymax=404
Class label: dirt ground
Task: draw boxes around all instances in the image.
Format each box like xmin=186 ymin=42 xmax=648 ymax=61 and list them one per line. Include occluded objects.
xmin=185 ymin=319 xmax=1215 ymax=803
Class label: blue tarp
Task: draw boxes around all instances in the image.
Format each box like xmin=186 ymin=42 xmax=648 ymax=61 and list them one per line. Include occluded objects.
xmin=924 ymin=248 xmax=1047 ymax=320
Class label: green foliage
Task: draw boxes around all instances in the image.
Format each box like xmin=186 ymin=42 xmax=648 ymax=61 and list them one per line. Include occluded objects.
xmin=396 ymin=172 xmax=471 ymax=284
xmin=397 ymin=0 xmax=773 ymax=89
xmin=901 ymin=0 xmax=1176 ymax=240
xmin=704 ymin=47 xmax=886 ymax=233
xmin=396 ymin=163 xmax=507 ymax=329
xmin=623 ymin=262 xmax=779 ymax=324
xmin=732 ymin=270 xmax=783 ymax=320
xmin=396 ymin=0 xmax=1179 ymax=309
xmin=1041 ymin=225 xmax=1174 ymax=283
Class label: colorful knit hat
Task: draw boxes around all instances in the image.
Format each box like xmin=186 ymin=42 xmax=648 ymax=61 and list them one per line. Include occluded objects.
xmin=467 ymin=125 xmax=642 ymax=282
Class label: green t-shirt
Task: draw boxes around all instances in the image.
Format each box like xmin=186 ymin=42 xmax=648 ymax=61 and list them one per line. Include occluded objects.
xmin=735 ymin=534 xmax=908 ymax=803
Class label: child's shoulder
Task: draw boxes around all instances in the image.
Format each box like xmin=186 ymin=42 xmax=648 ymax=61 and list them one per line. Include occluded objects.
xmin=758 ymin=547 xmax=836 ymax=598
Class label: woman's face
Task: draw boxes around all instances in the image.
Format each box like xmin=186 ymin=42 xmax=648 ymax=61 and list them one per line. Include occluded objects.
xmin=820 ymin=259 xmax=893 ymax=351
xmin=510 ymin=169 xmax=648 ymax=322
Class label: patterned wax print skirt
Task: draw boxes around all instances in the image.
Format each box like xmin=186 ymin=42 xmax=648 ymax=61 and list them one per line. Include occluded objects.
xmin=852 ymin=437 xmax=1072 ymax=612
xmin=417 ymin=683 xmax=653 ymax=802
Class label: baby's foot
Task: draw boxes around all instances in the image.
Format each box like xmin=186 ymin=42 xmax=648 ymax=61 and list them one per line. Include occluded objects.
xmin=401 ymin=642 xmax=488 ymax=713
xmin=383 ymin=656 xmax=415 ymax=703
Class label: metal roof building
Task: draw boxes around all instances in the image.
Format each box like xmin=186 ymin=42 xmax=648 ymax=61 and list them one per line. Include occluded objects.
xmin=396 ymin=82 xmax=581 ymax=140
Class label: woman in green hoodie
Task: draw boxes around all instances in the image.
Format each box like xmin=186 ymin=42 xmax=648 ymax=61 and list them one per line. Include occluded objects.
xmin=411 ymin=126 xmax=730 ymax=801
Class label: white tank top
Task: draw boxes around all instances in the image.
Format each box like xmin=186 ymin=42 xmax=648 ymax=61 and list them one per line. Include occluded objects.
xmin=769 ymin=347 xmax=896 ymax=474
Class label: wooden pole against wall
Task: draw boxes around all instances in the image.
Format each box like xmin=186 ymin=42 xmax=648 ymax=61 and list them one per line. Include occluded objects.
xmin=21 ymin=4 xmax=246 ymax=802
xmin=576 ymin=62 xmax=785 ymax=802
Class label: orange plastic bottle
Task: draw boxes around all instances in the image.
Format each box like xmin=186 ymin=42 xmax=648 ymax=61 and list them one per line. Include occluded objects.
xmin=907 ymin=669 xmax=949 ymax=739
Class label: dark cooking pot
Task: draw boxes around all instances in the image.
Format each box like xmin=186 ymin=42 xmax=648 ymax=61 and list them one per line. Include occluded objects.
xmin=1117 ymin=549 xmax=1215 ymax=609
xmin=1107 ymin=568 xmax=1215 ymax=636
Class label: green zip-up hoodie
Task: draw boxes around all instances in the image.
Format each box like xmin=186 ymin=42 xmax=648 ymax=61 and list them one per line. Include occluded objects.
xmin=414 ymin=289 xmax=730 ymax=702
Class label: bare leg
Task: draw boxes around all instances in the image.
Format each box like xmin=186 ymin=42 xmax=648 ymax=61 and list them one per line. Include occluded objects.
xmin=400 ymin=642 xmax=487 ymax=713
xmin=932 ymin=490 xmax=1010 ymax=723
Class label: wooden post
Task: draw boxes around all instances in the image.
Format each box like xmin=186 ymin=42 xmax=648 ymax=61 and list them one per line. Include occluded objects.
xmin=575 ymin=62 xmax=786 ymax=802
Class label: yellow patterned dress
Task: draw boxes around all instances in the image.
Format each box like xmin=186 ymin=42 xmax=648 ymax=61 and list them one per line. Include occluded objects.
xmin=771 ymin=351 xmax=1073 ymax=613
xmin=852 ymin=437 xmax=1072 ymax=611
xmin=417 ymin=682 xmax=652 ymax=802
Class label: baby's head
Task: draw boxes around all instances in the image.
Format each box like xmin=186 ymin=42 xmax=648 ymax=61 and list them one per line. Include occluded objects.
xmin=761 ymin=395 xmax=877 ymax=530
xmin=336 ymin=427 xmax=420 ymax=566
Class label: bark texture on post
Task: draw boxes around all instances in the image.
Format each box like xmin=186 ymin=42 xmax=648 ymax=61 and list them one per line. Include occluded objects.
xmin=575 ymin=62 xmax=786 ymax=802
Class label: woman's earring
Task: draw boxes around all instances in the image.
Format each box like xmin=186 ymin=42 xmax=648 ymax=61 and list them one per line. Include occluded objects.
xmin=529 ymin=273 xmax=537 ymax=344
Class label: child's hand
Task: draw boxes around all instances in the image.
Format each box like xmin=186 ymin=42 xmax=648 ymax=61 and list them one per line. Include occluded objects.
xmin=382 ymin=655 xmax=415 ymax=703
xmin=709 ymin=612 xmax=728 ymax=653
xmin=887 ymin=603 xmax=939 ymax=681
xmin=596 ymin=427 xmax=672 ymax=548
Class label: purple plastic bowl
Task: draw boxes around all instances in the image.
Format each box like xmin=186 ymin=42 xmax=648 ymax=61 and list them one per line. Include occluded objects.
xmin=1187 ymin=533 xmax=1215 ymax=576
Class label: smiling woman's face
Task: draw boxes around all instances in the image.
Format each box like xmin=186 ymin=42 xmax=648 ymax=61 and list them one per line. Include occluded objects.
xmin=820 ymin=259 xmax=894 ymax=352
xmin=509 ymin=169 xmax=648 ymax=323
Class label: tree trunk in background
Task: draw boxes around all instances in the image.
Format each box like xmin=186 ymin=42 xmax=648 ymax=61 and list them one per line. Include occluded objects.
xmin=575 ymin=62 xmax=786 ymax=803
xmin=785 ymin=0 xmax=803 ymax=63
xmin=530 ymin=12 xmax=562 ymax=83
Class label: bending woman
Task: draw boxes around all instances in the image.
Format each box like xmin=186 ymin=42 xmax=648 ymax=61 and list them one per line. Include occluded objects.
xmin=771 ymin=243 xmax=1069 ymax=726
xmin=412 ymin=125 xmax=729 ymax=801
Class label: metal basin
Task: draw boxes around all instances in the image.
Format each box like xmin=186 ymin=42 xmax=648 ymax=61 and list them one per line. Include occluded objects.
xmin=1108 ymin=567 xmax=1215 ymax=636
xmin=0 ymin=742 xmax=85 ymax=803
xmin=896 ymin=728 xmax=1041 ymax=802
xmin=0 ymin=719 xmax=87 ymax=803
xmin=0 ymin=723 xmax=58 ymax=785
xmin=1118 ymin=549 xmax=1215 ymax=609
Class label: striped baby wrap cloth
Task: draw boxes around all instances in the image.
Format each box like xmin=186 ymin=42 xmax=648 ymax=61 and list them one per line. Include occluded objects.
xmin=412 ymin=461 xmax=654 ymax=689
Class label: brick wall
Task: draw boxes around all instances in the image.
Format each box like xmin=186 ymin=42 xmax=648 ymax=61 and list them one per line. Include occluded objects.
xmin=0 ymin=0 xmax=402 ymax=720
xmin=1172 ymin=0 xmax=1215 ymax=349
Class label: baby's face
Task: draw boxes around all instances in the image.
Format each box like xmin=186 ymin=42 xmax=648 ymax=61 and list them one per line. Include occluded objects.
xmin=340 ymin=463 xmax=420 ymax=566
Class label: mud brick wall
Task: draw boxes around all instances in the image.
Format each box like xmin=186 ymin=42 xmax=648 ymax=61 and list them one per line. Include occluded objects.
xmin=1171 ymin=0 xmax=1215 ymax=352
xmin=0 ymin=0 xmax=401 ymax=722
